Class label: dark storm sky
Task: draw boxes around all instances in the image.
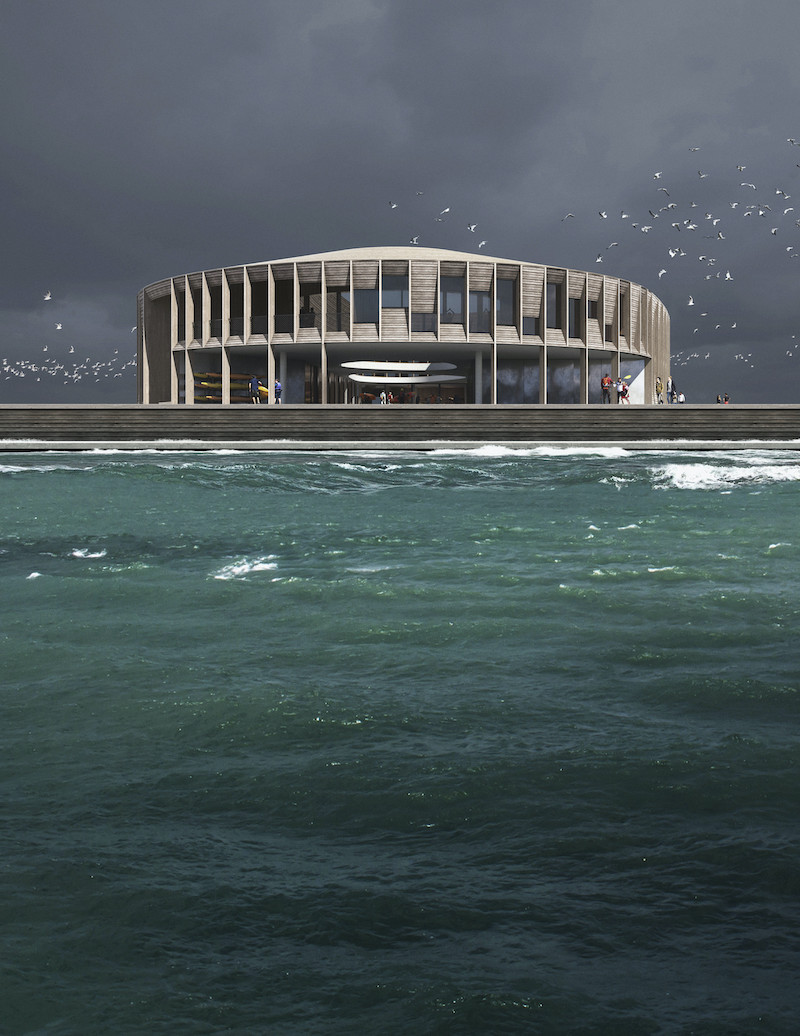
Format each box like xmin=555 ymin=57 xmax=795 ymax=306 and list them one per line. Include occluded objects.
xmin=3 ymin=0 xmax=800 ymax=403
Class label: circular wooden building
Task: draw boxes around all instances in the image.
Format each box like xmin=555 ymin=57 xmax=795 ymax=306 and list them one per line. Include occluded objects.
xmin=137 ymin=246 xmax=670 ymax=405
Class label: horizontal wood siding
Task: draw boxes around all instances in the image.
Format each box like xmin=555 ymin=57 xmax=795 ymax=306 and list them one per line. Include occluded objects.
xmin=381 ymin=309 xmax=409 ymax=337
xmin=468 ymin=263 xmax=493 ymax=291
xmin=324 ymin=261 xmax=350 ymax=287
xmin=353 ymin=262 xmax=379 ymax=289
xmin=410 ymin=261 xmax=437 ymax=314
xmin=522 ymin=266 xmax=544 ymax=315
xmin=353 ymin=323 xmax=379 ymax=340
xmin=439 ymin=324 xmax=467 ymax=342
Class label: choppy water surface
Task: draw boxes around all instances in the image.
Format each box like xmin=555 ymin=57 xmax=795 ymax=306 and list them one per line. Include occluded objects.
xmin=2 ymin=447 xmax=799 ymax=1034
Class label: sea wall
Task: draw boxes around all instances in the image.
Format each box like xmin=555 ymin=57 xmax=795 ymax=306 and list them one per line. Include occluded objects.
xmin=1 ymin=404 xmax=799 ymax=450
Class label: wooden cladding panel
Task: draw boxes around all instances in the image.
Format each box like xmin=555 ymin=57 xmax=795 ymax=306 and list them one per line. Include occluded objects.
xmin=630 ymin=287 xmax=641 ymax=350
xmin=410 ymin=261 xmax=437 ymax=313
xmin=324 ymin=261 xmax=350 ymax=287
xmin=353 ymin=262 xmax=379 ymax=289
xmin=297 ymin=262 xmax=321 ymax=281
xmin=381 ymin=309 xmax=409 ymax=337
xmin=587 ymin=324 xmax=604 ymax=348
xmin=439 ymin=324 xmax=466 ymax=342
xmin=468 ymin=263 xmax=493 ymax=291
xmin=522 ymin=266 xmax=544 ymax=314
xmin=440 ymin=261 xmax=466 ymax=277
xmin=568 ymin=271 xmax=585 ymax=301
xmin=246 ymin=265 xmax=268 ymax=284
xmin=272 ymin=264 xmax=294 ymax=281
xmin=382 ymin=260 xmax=408 ymax=275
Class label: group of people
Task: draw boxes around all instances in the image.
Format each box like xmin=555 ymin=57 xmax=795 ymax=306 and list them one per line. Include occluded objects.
xmin=249 ymin=377 xmax=281 ymax=403
xmin=716 ymin=393 xmax=731 ymax=404
xmin=600 ymin=373 xmax=632 ymax=404
xmin=655 ymin=376 xmax=685 ymax=404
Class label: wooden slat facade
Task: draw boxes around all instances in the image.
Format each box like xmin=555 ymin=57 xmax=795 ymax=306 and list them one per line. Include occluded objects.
xmin=138 ymin=246 xmax=670 ymax=407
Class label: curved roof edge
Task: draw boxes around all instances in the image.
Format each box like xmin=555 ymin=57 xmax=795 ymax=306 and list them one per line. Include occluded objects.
xmin=247 ymin=245 xmax=517 ymax=265
xmin=140 ymin=246 xmax=668 ymax=309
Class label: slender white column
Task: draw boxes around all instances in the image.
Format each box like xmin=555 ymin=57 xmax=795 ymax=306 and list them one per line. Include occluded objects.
xmin=222 ymin=347 xmax=230 ymax=405
xmin=186 ymin=350 xmax=195 ymax=405
xmin=267 ymin=344 xmax=276 ymax=405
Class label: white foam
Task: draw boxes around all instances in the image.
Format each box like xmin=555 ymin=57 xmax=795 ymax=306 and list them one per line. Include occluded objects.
xmin=345 ymin=565 xmax=397 ymax=573
xmin=430 ymin=444 xmax=631 ymax=458
xmin=213 ymin=556 xmax=278 ymax=580
xmin=657 ymin=462 xmax=800 ymax=491
xmin=26 ymin=571 xmax=42 ymax=579
xmin=768 ymin=543 xmax=791 ymax=550
xmin=71 ymin=548 xmax=107 ymax=559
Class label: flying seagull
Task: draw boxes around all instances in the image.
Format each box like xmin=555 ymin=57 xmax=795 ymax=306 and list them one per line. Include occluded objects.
xmin=467 ymin=223 xmax=477 ymax=232
xmin=43 ymin=291 xmax=52 ymax=301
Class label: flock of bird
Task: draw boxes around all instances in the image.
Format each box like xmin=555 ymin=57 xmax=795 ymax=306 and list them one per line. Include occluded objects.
xmin=8 ymin=139 xmax=800 ymax=396
xmin=562 ymin=137 xmax=800 ymax=375
xmin=390 ymin=193 xmax=488 ymax=250
xmin=389 ymin=137 xmax=800 ymax=383
xmin=1 ymin=291 xmax=137 ymax=388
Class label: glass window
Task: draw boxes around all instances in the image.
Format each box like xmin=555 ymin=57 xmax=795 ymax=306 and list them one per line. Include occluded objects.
xmin=523 ymin=315 xmax=540 ymax=336
xmin=299 ymin=282 xmax=321 ymax=329
xmin=440 ymin=276 xmax=464 ymax=323
xmin=568 ymin=298 xmax=583 ymax=339
xmin=353 ymin=288 xmax=379 ymax=323
xmin=382 ymin=274 xmax=408 ymax=308
xmin=411 ymin=313 xmax=436 ymax=332
xmin=547 ymin=282 xmax=563 ymax=329
xmin=588 ymin=300 xmax=599 ymax=320
xmin=469 ymin=290 xmax=491 ymax=333
xmin=327 ymin=289 xmax=350 ymax=332
xmin=496 ymin=279 xmax=516 ymax=326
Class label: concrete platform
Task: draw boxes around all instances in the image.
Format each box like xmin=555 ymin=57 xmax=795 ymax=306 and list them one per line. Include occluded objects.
xmin=1 ymin=404 xmax=799 ymax=451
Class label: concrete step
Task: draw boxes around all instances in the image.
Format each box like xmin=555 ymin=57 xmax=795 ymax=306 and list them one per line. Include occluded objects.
xmin=1 ymin=404 xmax=799 ymax=448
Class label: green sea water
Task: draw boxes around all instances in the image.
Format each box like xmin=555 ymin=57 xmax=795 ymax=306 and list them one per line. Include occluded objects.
xmin=2 ymin=447 xmax=799 ymax=1034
